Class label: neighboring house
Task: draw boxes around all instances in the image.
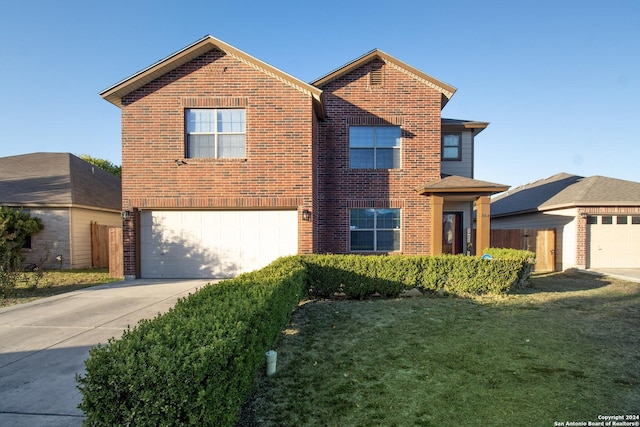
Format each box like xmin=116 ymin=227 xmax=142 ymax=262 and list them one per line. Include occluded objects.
xmin=491 ymin=173 xmax=640 ymax=270
xmin=100 ymin=35 xmax=507 ymax=279
xmin=0 ymin=153 xmax=122 ymax=269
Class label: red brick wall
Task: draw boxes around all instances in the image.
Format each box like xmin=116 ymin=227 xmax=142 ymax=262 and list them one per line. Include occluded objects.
xmin=316 ymin=58 xmax=442 ymax=254
xmin=120 ymin=49 xmax=315 ymax=276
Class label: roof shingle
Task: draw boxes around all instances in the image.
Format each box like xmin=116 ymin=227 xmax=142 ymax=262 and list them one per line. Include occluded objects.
xmin=491 ymin=173 xmax=640 ymax=216
xmin=0 ymin=153 xmax=121 ymax=210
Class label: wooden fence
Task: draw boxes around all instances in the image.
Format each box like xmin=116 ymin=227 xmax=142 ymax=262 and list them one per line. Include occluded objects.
xmin=109 ymin=227 xmax=123 ymax=279
xmin=490 ymin=228 xmax=556 ymax=272
xmin=91 ymin=222 xmax=110 ymax=268
xmin=91 ymin=222 xmax=124 ymax=278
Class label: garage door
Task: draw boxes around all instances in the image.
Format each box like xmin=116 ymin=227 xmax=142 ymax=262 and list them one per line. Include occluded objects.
xmin=140 ymin=210 xmax=298 ymax=278
xmin=587 ymin=215 xmax=640 ymax=268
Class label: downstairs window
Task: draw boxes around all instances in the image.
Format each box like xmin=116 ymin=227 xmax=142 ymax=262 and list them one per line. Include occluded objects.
xmin=349 ymin=208 xmax=401 ymax=252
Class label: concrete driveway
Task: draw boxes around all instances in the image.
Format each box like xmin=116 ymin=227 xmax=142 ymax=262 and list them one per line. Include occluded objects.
xmin=0 ymin=279 xmax=213 ymax=427
xmin=587 ymin=268 xmax=640 ymax=283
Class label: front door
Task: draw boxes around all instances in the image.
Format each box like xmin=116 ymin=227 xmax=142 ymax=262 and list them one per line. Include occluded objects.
xmin=443 ymin=212 xmax=463 ymax=255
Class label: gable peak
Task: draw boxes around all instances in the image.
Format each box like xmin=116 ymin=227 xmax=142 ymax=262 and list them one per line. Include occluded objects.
xmin=311 ymin=48 xmax=456 ymax=108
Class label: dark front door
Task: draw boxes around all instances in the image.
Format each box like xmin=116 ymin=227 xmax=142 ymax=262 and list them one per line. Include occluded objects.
xmin=443 ymin=212 xmax=463 ymax=255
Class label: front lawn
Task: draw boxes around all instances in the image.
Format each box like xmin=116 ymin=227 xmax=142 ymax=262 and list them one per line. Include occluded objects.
xmin=239 ymin=271 xmax=640 ymax=426
xmin=0 ymin=269 xmax=119 ymax=308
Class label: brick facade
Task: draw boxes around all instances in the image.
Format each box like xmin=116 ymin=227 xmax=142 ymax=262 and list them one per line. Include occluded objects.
xmin=119 ymin=49 xmax=316 ymax=276
xmin=316 ymin=59 xmax=442 ymax=254
xmin=24 ymin=208 xmax=71 ymax=269
xmin=104 ymin=36 xmax=481 ymax=278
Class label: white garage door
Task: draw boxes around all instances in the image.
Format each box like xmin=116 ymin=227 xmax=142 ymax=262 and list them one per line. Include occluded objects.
xmin=587 ymin=215 xmax=640 ymax=268
xmin=140 ymin=210 xmax=298 ymax=278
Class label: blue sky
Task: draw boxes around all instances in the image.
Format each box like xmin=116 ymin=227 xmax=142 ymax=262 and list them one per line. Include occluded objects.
xmin=1 ymin=0 xmax=638 ymax=189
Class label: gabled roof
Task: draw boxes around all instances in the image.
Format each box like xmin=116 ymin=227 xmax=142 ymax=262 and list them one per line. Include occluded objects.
xmin=0 ymin=153 xmax=121 ymax=210
xmin=100 ymin=35 xmax=325 ymax=119
xmin=416 ymin=175 xmax=509 ymax=196
xmin=311 ymin=49 xmax=457 ymax=109
xmin=491 ymin=173 xmax=640 ymax=217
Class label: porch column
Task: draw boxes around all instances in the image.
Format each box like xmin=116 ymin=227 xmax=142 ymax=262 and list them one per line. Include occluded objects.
xmin=430 ymin=195 xmax=444 ymax=256
xmin=475 ymin=196 xmax=491 ymax=256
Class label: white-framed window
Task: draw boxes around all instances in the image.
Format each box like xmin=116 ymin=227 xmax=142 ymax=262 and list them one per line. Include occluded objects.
xmin=350 ymin=208 xmax=401 ymax=252
xmin=442 ymin=133 xmax=461 ymax=161
xmin=349 ymin=126 xmax=401 ymax=169
xmin=186 ymin=108 xmax=246 ymax=158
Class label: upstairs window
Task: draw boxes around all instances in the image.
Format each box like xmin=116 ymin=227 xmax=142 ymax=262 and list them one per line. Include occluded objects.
xmin=350 ymin=208 xmax=401 ymax=252
xmin=442 ymin=133 xmax=461 ymax=161
xmin=186 ymin=109 xmax=246 ymax=158
xmin=350 ymin=126 xmax=401 ymax=169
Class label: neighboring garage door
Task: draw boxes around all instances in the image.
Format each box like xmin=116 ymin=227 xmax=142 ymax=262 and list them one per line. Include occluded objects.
xmin=587 ymin=214 xmax=640 ymax=268
xmin=140 ymin=210 xmax=298 ymax=278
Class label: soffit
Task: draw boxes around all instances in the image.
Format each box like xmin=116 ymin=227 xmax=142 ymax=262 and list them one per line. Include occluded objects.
xmin=441 ymin=118 xmax=490 ymax=136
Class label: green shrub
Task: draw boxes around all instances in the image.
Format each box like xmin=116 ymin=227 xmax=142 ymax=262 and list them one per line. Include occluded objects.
xmin=77 ymin=256 xmax=306 ymax=427
xmin=303 ymin=254 xmax=409 ymax=299
xmin=483 ymin=247 xmax=536 ymax=289
xmin=304 ymin=250 xmax=534 ymax=298
xmin=1 ymin=207 xmax=44 ymax=298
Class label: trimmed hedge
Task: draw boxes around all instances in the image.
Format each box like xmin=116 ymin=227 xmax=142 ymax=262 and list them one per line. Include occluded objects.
xmin=483 ymin=247 xmax=536 ymax=290
xmin=77 ymin=256 xmax=306 ymax=427
xmin=77 ymin=250 xmax=533 ymax=426
xmin=303 ymin=254 xmax=407 ymax=299
xmin=303 ymin=249 xmax=535 ymax=298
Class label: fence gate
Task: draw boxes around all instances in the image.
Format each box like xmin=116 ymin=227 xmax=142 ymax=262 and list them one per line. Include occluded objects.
xmin=490 ymin=229 xmax=556 ymax=272
xmin=91 ymin=222 xmax=124 ymax=278
xmin=91 ymin=222 xmax=110 ymax=268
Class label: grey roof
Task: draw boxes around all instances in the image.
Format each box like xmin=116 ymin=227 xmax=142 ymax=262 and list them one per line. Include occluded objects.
xmin=0 ymin=153 xmax=121 ymax=210
xmin=491 ymin=172 xmax=640 ymax=217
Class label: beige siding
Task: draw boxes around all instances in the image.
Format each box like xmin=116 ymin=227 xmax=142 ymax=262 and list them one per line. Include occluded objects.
xmin=491 ymin=208 xmax=578 ymax=271
xmin=70 ymin=207 xmax=122 ymax=269
xmin=441 ymin=131 xmax=473 ymax=178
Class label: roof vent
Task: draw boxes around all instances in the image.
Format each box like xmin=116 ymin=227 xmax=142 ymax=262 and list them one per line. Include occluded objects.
xmin=370 ymin=63 xmax=383 ymax=86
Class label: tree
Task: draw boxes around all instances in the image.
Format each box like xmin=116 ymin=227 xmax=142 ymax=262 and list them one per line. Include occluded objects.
xmin=79 ymin=154 xmax=121 ymax=178
xmin=0 ymin=207 xmax=44 ymax=297
xmin=0 ymin=207 xmax=44 ymax=262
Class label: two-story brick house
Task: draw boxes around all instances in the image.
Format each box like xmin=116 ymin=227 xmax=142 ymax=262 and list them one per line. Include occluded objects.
xmin=101 ymin=35 xmax=507 ymax=279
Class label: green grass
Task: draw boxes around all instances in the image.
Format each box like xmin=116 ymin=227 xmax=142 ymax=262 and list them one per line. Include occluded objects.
xmin=239 ymin=271 xmax=640 ymax=426
xmin=0 ymin=268 xmax=119 ymax=308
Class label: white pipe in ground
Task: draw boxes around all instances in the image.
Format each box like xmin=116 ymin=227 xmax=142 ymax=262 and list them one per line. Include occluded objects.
xmin=266 ymin=350 xmax=277 ymax=376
